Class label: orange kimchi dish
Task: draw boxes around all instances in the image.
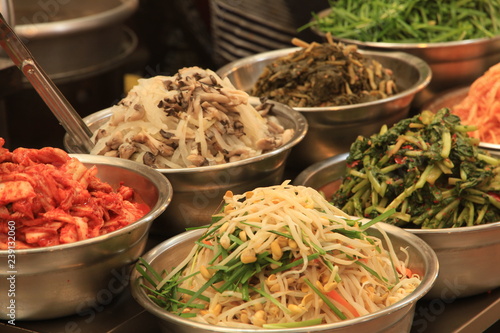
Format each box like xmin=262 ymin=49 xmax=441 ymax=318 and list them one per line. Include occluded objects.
xmin=0 ymin=138 xmax=149 ymax=249
xmin=452 ymin=62 xmax=500 ymax=144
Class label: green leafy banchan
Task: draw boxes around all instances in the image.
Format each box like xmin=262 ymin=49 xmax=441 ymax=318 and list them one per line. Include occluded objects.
xmin=332 ymin=108 xmax=500 ymax=228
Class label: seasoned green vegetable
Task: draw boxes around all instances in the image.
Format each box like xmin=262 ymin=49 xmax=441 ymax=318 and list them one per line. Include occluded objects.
xmin=331 ymin=108 xmax=500 ymax=228
xmin=303 ymin=0 xmax=500 ymax=43
xmin=251 ymin=36 xmax=398 ymax=107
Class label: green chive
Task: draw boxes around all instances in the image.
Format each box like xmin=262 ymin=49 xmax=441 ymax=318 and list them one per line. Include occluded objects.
xmin=304 ymin=279 xmax=346 ymax=320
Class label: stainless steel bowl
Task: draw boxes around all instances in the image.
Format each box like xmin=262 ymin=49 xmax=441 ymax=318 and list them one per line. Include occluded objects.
xmin=11 ymin=0 xmax=139 ymax=80
xmin=131 ymin=226 xmax=438 ymax=333
xmin=217 ymin=47 xmax=431 ymax=169
xmin=64 ymin=100 xmax=307 ymax=237
xmin=293 ymin=154 xmax=500 ymax=298
xmin=0 ymin=154 xmax=173 ymax=320
xmin=311 ymin=8 xmax=500 ymax=107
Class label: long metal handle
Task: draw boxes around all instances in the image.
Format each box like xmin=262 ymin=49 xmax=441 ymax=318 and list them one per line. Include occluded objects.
xmin=0 ymin=12 xmax=94 ymax=152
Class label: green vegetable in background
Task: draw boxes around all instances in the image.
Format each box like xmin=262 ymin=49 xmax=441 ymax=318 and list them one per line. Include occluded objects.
xmin=331 ymin=108 xmax=500 ymax=229
xmin=302 ymin=0 xmax=500 ymax=43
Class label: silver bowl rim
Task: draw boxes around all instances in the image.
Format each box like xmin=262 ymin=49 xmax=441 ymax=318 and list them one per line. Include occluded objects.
xmin=217 ymin=47 xmax=432 ymax=112
xmin=0 ymin=153 xmax=173 ymax=255
xmin=130 ymin=225 xmax=439 ymax=332
xmin=294 ymin=152 xmax=500 ymax=234
xmin=14 ymin=0 xmax=139 ymax=38
xmin=330 ymin=34 xmax=500 ymax=50
xmin=65 ymin=99 xmax=308 ymax=174
xmin=311 ymin=7 xmax=500 ymax=49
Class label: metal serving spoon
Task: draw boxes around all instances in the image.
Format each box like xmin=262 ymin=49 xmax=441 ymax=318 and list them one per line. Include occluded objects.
xmin=0 ymin=11 xmax=94 ymax=152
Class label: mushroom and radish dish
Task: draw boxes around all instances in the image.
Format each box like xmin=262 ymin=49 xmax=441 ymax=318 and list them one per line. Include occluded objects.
xmin=136 ymin=182 xmax=421 ymax=329
xmin=90 ymin=67 xmax=294 ymax=168
xmin=0 ymin=138 xmax=149 ymax=249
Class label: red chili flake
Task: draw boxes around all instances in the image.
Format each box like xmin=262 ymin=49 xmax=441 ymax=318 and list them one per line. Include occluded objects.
xmin=488 ymin=192 xmax=500 ymax=202
xmin=347 ymin=160 xmax=360 ymax=168
xmin=394 ymin=156 xmax=405 ymax=164
xmin=402 ymin=145 xmax=414 ymax=150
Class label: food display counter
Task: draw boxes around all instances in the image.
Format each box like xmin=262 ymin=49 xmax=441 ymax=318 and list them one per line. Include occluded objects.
xmin=1 ymin=2 xmax=500 ymax=333
xmin=2 ymin=277 xmax=498 ymax=332
xmin=2 ymin=291 xmax=499 ymax=333
xmin=1 ymin=236 xmax=498 ymax=333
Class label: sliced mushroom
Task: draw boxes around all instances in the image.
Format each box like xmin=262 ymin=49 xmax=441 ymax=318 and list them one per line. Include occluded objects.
xmin=186 ymin=154 xmax=207 ymax=167
xmin=280 ymin=129 xmax=294 ymax=145
xmin=94 ymin=129 xmax=107 ymax=143
xmin=156 ymin=143 xmax=175 ymax=157
xmin=254 ymin=102 xmax=273 ymax=116
xmin=159 ymin=129 xmax=175 ymax=140
xmin=199 ymin=92 xmax=231 ymax=104
xmin=106 ymin=131 xmax=124 ymax=150
xmin=129 ymin=132 xmax=156 ymax=154
xmin=103 ymin=150 xmax=119 ymax=157
xmin=267 ymin=120 xmax=285 ymax=134
xmin=143 ymin=152 xmax=157 ymax=167
xmin=232 ymin=120 xmax=245 ymax=137
xmin=225 ymin=147 xmax=250 ymax=158
xmin=255 ymin=137 xmax=276 ymax=151
xmin=127 ymin=103 xmax=146 ymax=121
xmin=108 ymin=110 xmax=126 ymax=127
xmin=118 ymin=143 xmax=137 ymax=160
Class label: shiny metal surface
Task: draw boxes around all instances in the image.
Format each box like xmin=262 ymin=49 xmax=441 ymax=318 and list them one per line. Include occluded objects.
xmin=293 ymin=154 xmax=500 ymax=299
xmin=11 ymin=0 xmax=138 ymax=80
xmin=0 ymin=154 xmax=173 ymax=320
xmin=64 ymin=100 xmax=308 ymax=237
xmin=130 ymin=225 xmax=438 ymax=333
xmin=0 ymin=12 xmax=94 ymax=152
xmin=311 ymin=8 xmax=500 ymax=106
xmin=217 ymin=47 xmax=431 ymax=169
xmin=14 ymin=0 xmax=138 ymax=37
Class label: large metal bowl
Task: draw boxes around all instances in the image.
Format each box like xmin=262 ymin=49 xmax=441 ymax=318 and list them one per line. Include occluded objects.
xmin=11 ymin=0 xmax=139 ymax=80
xmin=64 ymin=100 xmax=307 ymax=237
xmin=217 ymin=47 xmax=431 ymax=169
xmin=293 ymin=153 xmax=500 ymax=299
xmin=0 ymin=154 xmax=173 ymax=320
xmin=131 ymin=226 xmax=438 ymax=333
xmin=310 ymin=8 xmax=500 ymax=107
